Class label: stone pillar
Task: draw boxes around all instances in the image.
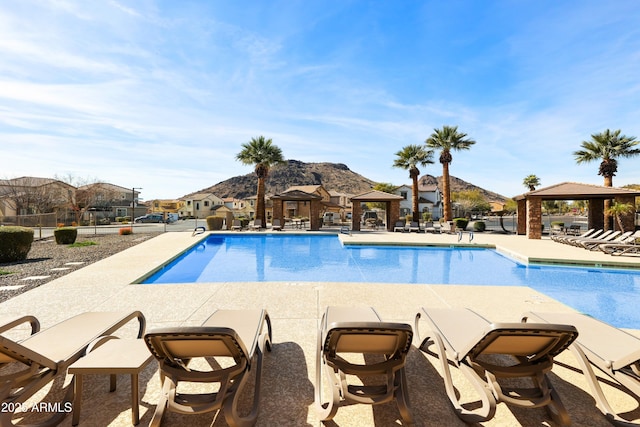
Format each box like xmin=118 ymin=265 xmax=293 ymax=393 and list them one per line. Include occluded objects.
xmin=272 ymin=199 xmax=283 ymax=226
xmin=516 ymin=199 xmax=527 ymax=235
xmin=388 ymin=200 xmax=401 ymax=231
xmin=614 ymin=196 xmax=636 ymax=231
xmin=309 ymin=199 xmax=321 ymax=231
xmin=526 ymin=197 xmax=542 ymax=239
xmin=588 ymin=199 xmax=604 ymax=231
xmin=352 ymin=201 xmax=362 ymax=231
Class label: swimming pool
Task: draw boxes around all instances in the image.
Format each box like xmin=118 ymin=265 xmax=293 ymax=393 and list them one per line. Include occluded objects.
xmin=142 ymin=234 xmax=640 ymax=328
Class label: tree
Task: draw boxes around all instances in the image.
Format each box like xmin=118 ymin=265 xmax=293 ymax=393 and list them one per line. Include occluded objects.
xmin=452 ymin=190 xmax=491 ymax=216
xmin=236 ymin=136 xmax=285 ymax=227
xmin=392 ymin=144 xmax=434 ymax=221
xmin=523 ymin=174 xmax=540 ymax=191
xmin=574 ymin=129 xmax=640 ymax=229
xmin=606 ymin=202 xmax=635 ymax=232
xmin=425 ymin=125 xmax=476 ymax=221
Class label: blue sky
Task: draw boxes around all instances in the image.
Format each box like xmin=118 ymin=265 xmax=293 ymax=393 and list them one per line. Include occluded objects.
xmin=2 ymin=1 xmax=639 ymax=201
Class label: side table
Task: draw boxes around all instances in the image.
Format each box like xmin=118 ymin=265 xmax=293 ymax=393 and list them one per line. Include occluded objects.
xmin=68 ymin=338 xmax=154 ymax=425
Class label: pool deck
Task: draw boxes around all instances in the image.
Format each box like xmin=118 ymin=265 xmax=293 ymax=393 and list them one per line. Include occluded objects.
xmin=2 ymin=230 xmax=640 ymax=426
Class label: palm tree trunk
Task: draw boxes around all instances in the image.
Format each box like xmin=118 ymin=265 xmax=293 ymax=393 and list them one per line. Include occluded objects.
xmin=442 ymin=162 xmax=452 ymax=221
xmin=604 ymin=175 xmax=613 ymax=231
xmin=411 ymin=174 xmax=419 ymax=222
xmin=256 ymin=177 xmax=265 ymax=227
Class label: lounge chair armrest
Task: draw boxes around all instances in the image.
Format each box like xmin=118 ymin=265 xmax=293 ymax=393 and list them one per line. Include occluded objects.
xmin=108 ymin=311 xmax=146 ymax=339
xmin=0 ymin=315 xmax=40 ymax=335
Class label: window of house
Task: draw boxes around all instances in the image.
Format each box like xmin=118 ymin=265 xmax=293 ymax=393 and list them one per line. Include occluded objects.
xmin=401 ymin=192 xmax=408 ymax=200
xmin=204 ymin=201 xmax=209 ymax=207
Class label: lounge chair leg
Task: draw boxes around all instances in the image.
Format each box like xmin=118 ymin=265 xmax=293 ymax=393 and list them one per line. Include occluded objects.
xmin=395 ymin=366 xmax=415 ymax=425
xmin=150 ymin=378 xmax=172 ymax=427
xmin=420 ymin=333 xmax=497 ymax=423
xmin=567 ymin=343 xmax=633 ymax=426
xmin=314 ymin=317 xmax=340 ymax=422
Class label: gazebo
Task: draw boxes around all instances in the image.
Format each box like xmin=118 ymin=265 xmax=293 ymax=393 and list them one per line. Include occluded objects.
xmin=270 ymin=189 xmax=323 ymax=231
xmin=513 ymin=182 xmax=640 ymax=239
xmin=350 ymin=190 xmax=404 ymax=231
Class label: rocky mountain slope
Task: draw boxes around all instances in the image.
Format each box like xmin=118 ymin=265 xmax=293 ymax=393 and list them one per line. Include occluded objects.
xmin=190 ymin=160 xmax=377 ymax=199
xmin=186 ymin=160 xmax=508 ymax=202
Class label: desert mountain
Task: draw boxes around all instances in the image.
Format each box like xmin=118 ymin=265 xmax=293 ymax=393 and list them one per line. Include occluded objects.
xmin=187 ymin=160 xmax=508 ymax=202
xmin=190 ymin=160 xmax=376 ymax=199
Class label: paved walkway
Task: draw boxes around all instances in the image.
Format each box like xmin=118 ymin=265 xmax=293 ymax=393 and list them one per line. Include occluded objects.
xmin=1 ymin=231 xmax=639 ymax=426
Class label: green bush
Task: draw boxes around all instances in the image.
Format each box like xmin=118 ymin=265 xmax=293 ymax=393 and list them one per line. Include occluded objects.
xmin=453 ymin=218 xmax=469 ymax=231
xmin=206 ymin=216 xmax=224 ymax=230
xmin=54 ymin=227 xmax=78 ymax=245
xmin=550 ymin=221 xmax=565 ymax=228
xmin=473 ymin=221 xmax=486 ymax=232
xmin=0 ymin=226 xmax=34 ymax=262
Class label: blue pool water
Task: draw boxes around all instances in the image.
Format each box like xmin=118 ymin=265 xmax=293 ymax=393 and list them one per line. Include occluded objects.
xmin=143 ymin=234 xmax=640 ymax=328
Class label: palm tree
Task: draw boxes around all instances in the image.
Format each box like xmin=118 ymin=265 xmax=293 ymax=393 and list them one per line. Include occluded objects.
xmin=236 ymin=136 xmax=285 ymax=228
xmin=523 ymin=174 xmax=541 ymax=191
xmin=392 ymin=145 xmax=434 ymax=221
xmin=606 ymin=202 xmax=635 ymax=232
xmin=425 ymin=125 xmax=476 ymax=221
xmin=574 ymin=129 xmax=639 ymax=229
xmin=574 ymin=129 xmax=640 ymax=187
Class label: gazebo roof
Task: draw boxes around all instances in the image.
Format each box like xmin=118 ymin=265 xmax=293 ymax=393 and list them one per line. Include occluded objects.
xmin=270 ymin=189 xmax=323 ymax=201
xmin=350 ymin=190 xmax=404 ymax=201
xmin=513 ymin=182 xmax=640 ymax=201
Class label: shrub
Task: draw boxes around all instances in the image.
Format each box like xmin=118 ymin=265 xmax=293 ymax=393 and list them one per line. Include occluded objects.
xmin=206 ymin=216 xmax=224 ymax=230
xmin=54 ymin=227 xmax=78 ymax=245
xmin=119 ymin=227 xmax=133 ymax=235
xmin=0 ymin=226 xmax=34 ymax=262
xmin=550 ymin=221 xmax=565 ymax=228
xmin=473 ymin=221 xmax=486 ymax=232
xmin=453 ymin=218 xmax=469 ymax=231
xmin=405 ymin=215 xmax=412 ymax=223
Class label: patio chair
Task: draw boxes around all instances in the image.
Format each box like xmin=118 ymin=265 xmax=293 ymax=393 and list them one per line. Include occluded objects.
xmin=575 ymin=230 xmax=624 ymax=250
xmin=250 ymin=219 xmax=262 ymax=230
xmin=598 ymin=230 xmax=640 ymax=255
xmin=415 ymin=307 xmax=578 ymax=425
xmin=567 ymin=229 xmax=614 ymax=246
xmin=315 ymin=306 xmax=414 ymax=424
xmin=393 ymin=220 xmax=406 ymax=232
xmin=0 ymin=311 xmax=146 ymax=427
xmin=408 ymin=221 xmax=421 ymax=233
xmin=144 ymin=309 xmax=272 ymax=427
xmin=553 ymin=228 xmax=598 ymax=244
xmin=523 ymin=311 xmax=640 ymax=425
xmin=423 ymin=221 xmax=436 ymax=233
xmin=231 ymin=219 xmax=243 ymax=231
xmin=271 ymin=218 xmax=283 ymax=231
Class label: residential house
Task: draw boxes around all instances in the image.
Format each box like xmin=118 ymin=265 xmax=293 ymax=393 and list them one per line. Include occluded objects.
xmin=180 ymin=193 xmax=225 ymax=219
xmin=328 ymin=190 xmax=354 ymax=220
xmin=393 ymin=182 xmax=443 ymax=220
xmin=76 ymin=182 xmax=144 ymax=223
xmin=149 ymin=199 xmax=185 ymax=218
xmin=0 ymin=177 xmax=76 ymax=226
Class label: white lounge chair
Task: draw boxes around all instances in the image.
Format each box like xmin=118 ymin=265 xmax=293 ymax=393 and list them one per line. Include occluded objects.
xmin=523 ymin=311 xmax=640 ymax=425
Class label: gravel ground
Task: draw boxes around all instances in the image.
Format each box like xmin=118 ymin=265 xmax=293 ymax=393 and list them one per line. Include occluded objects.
xmin=0 ymin=233 xmax=161 ymax=303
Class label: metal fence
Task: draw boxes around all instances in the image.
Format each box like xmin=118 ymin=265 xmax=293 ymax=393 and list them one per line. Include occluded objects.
xmin=0 ymin=213 xmax=59 ymax=227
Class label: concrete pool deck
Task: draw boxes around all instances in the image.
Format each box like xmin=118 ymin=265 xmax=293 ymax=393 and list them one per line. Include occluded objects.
xmin=2 ymin=230 xmax=639 ymax=426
